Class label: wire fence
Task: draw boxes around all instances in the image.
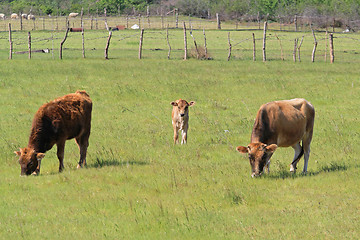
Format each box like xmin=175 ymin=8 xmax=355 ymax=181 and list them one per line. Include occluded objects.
xmin=0 ymin=16 xmax=360 ymax=63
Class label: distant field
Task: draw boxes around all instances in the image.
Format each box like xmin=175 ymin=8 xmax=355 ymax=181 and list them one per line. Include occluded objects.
xmin=0 ymin=29 xmax=359 ymax=238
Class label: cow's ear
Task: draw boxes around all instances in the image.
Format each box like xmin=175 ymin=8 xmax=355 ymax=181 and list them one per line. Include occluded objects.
xmin=236 ymin=146 xmax=248 ymax=154
xmin=36 ymin=153 xmax=45 ymax=161
xmin=265 ymin=144 xmax=277 ymax=153
xmin=14 ymin=150 xmax=21 ymax=156
xmin=170 ymin=101 xmax=177 ymax=106
xmin=189 ymin=101 xmax=195 ymax=106
xmin=52 ymin=120 xmax=60 ymax=133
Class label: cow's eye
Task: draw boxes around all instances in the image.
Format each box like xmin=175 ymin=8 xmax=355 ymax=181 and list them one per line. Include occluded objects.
xmin=185 ymin=106 xmax=188 ymax=110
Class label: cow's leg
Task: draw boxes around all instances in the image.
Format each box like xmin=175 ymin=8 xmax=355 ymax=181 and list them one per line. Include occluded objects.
xmin=181 ymin=130 xmax=187 ymax=144
xmin=56 ymin=141 xmax=65 ymax=172
xmin=173 ymin=126 xmax=179 ymax=144
xmin=302 ymin=135 xmax=313 ymax=173
xmin=76 ymin=133 xmax=89 ymax=168
xmin=290 ymin=142 xmax=304 ymax=173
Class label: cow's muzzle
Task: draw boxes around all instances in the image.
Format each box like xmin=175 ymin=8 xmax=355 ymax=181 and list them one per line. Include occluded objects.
xmin=180 ymin=113 xmax=185 ymax=117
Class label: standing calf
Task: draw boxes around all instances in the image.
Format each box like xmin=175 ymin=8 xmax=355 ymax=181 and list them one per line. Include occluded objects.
xmin=236 ymin=98 xmax=315 ymax=177
xmin=15 ymin=91 xmax=92 ymax=175
xmin=171 ymin=99 xmax=195 ymax=144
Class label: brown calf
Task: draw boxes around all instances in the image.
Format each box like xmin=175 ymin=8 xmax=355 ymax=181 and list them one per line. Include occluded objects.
xmin=171 ymin=99 xmax=195 ymax=144
xmin=15 ymin=90 xmax=92 ymax=175
xmin=236 ymin=98 xmax=315 ymax=177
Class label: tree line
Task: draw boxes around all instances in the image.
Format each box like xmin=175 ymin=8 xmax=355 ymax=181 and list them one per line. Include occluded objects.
xmin=1 ymin=0 xmax=360 ymax=23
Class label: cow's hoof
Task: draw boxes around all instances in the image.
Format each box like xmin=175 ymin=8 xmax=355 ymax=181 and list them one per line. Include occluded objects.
xmin=31 ymin=171 xmax=39 ymax=176
xmin=77 ymin=164 xmax=82 ymax=169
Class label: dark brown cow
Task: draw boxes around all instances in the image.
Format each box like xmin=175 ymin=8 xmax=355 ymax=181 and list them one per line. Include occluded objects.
xmin=15 ymin=90 xmax=92 ymax=175
xmin=171 ymin=99 xmax=195 ymax=144
xmin=236 ymin=98 xmax=315 ymax=177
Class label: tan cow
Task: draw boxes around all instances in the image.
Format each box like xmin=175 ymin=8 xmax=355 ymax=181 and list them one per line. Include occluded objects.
xmin=0 ymin=14 xmax=5 ymax=20
xmin=171 ymin=99 xmax=195 ymax=144
xmin=236 ymin=98 xmax=315 ymax=177
xmin=15 ymin=91 xmax=92 ymax=176
xmin=11 ymin=13 xmax=18 ymax=19
xmin=27 ymin=14 xmax=35 ymax=20
xmin=69 ymin=12 xmax=79 ymax=18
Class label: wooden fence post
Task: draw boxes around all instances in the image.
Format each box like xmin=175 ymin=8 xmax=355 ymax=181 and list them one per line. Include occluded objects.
xmin=227 ymin=32 xmax=232 ymax=61
xmin=105 ymin=31 xmax=112 ymax=60
xmin=262 ymin=21 xmax=267 ymax=62
xmin=252 ymin=33 xmax=256 ymax=61
xmin=293 ymin=38 xmax=298 ymax=62
xmin=81 ymin=8 xmax=85 ymax=58
xmin=329 ymin=33 xmax=334 ymax=63
xmin=60 ymin=23 xmax=69 ymax=59
xmin=28 ymin=31 xmax=31 ymax=59
xmin=325 ymin=31 xmax=328 ymax=62
xmin=275 ymin=33 xmax=284 ymax=61
xmin=183 ymin=22 xmax=187 ymax=60
xmin=190 ymin=26 xmax=199 ymax=59
xmin=138 ymin=29 xmax=144 ymax=59
xmin=166 ymin=25 xmax=171 ymax=59
xmin=176 ymin=10 xmax=179 ymax=28
xmin=297 ymin=36 xmax=304 ymax=62
xmin=203 ymin=28 xmax=208 ymax=58
xmin=104 ymin=8 xmax=109 ymax=31
xmin=20 ymin=12 xmax=23 ymax=31
xmin=8 ymin=23 xmax=12 ymax=60
xmin=311 ymin=29 xmax=317 ymax=62
xmin=216 ymin=13 xmax=221 ymax=29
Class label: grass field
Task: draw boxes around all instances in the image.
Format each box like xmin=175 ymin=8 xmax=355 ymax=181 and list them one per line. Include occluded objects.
xmin=0 ymin=28 xmax=360 ymax=239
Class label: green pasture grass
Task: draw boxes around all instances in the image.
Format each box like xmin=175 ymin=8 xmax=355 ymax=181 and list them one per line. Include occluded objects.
xmin=0 ymin=40 xmax=360 ymax=238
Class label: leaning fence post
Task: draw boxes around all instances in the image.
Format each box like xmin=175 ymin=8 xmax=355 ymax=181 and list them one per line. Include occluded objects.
xmin=28 ymin=31 xmax=31 ymax=59
xmin=183 ymin=22 xmax=187 ymax=60
xmin=297 ymin=36 xmax=304 ymax=62
xmin=138 ymin=29 xmax=144 ymax=59
xmin=105 ymin=31 xmax=112 ymax=60
xmin=60 ymin=22 xmax=69 ymax=59
xmin=329 ymin=33 xmax=334 ymax=63
xmin=190 ymin=26 xmax=199 ymax=59
xmin=8 ymin=23 xmax=12 ymax=60
xmin=166 ymin=25 xmax=171 ymax=59
xmin=262 ymin=21 xmax=267 ymax=62
xmin=227 ymin=32 xmax=232 ymax=61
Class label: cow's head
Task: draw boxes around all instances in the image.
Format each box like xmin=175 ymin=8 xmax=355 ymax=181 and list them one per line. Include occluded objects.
xmin=171 ymin=99 xmax=195 ymax=118
xmin=14 ymin=148 xmax=45 ymax=176
xmin=236 ymin=143 xmax=277 ymax=177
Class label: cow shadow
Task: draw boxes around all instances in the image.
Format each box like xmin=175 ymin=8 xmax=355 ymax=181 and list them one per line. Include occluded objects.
xmin=87 ymin=157 xmax=148 ymax=169
xmin=265 ymin=162 xmax=348 ymax=179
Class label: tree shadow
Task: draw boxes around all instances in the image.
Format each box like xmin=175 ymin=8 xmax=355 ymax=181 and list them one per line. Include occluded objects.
xmin=265 ymin=162 xmax=348 ymax=180
xmin=87 ymin=157 xmax=148 ymax=169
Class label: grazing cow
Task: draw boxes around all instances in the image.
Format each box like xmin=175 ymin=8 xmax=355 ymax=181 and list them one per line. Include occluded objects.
xmin=236 ymin=98 xmax=315 ymax=177
xmin=21 ymin=13 xmax=28 ymax=19
xmin=0 ymin=14 xmax=5 ymax=20
xmin=171 ymin=99 xmax=195 ymax=144
xmin=11 ymin=13 xmax=18 ymax=19
xmin=69 ymin=12 xmax=79 ymax=18
xmin=14 ymin=91 xmax=92 ymax=176
xmin=27 ymin=14 xmax=35 ymax=20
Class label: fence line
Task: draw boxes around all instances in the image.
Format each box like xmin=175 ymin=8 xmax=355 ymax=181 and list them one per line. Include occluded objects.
xmin=1 ymin=22 xmax=359 ymax=62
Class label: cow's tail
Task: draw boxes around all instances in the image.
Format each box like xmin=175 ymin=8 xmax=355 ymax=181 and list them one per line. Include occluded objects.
xmin=291 ymin=144 xmax=304 ymax=166
xmin=75 ymin=90 xmax=90 ymax=98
